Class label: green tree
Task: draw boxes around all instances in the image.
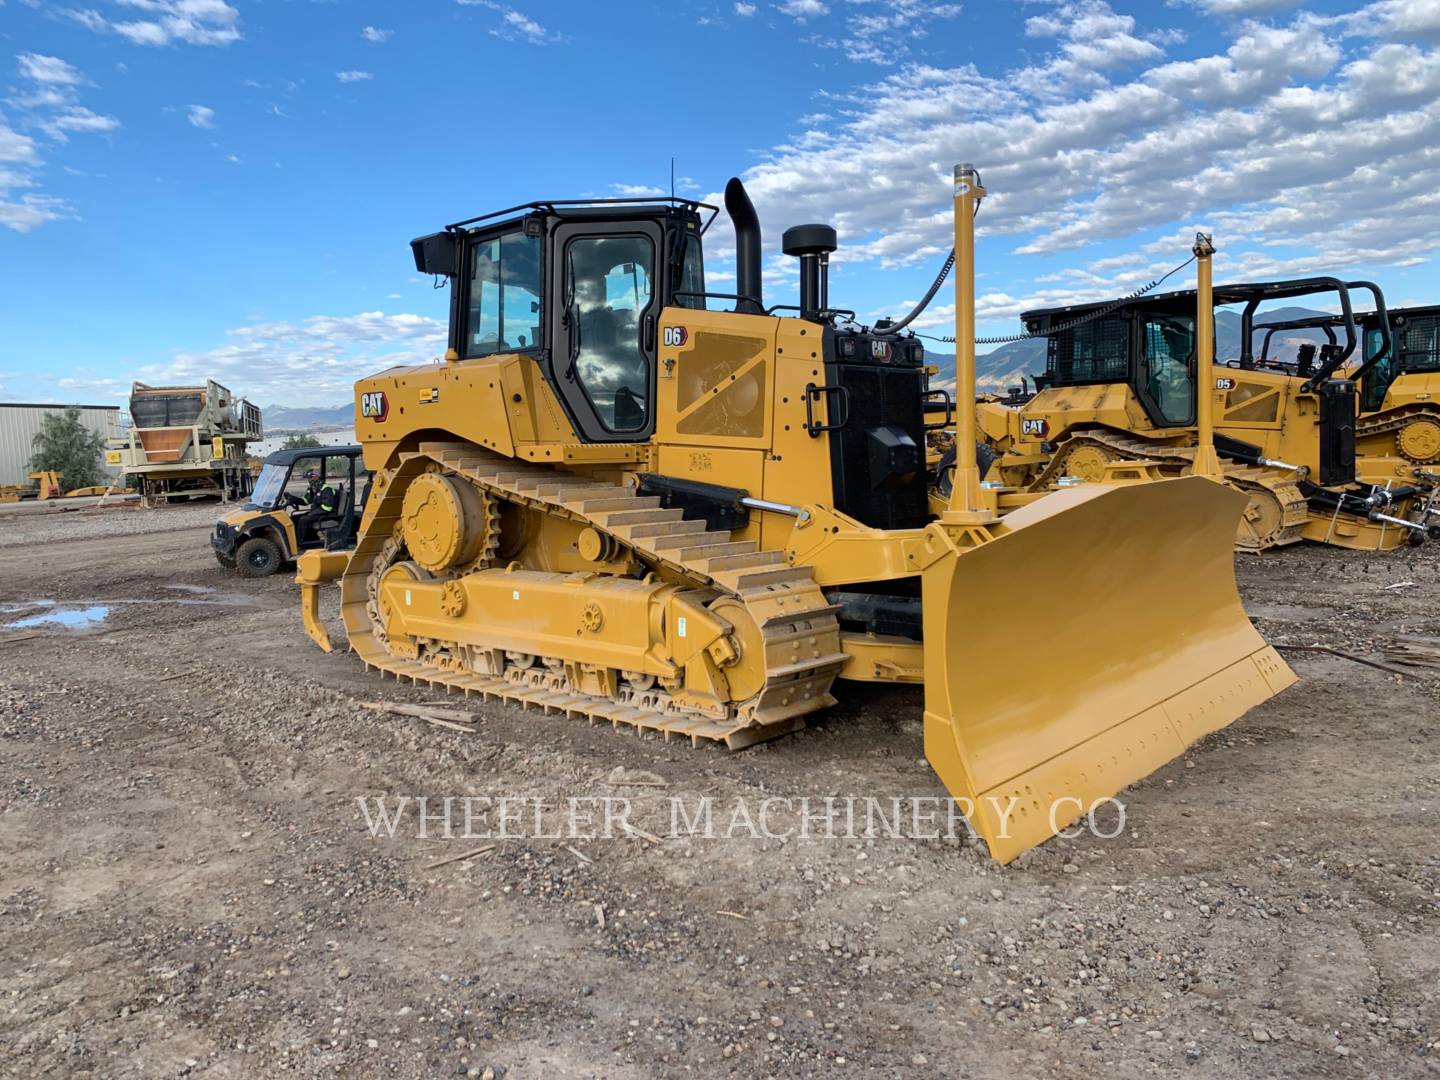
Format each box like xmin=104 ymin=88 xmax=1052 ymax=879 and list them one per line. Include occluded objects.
xmin=30 ymin=406 xmax=106 ymax=490
xmin=281 ymin=433 xmax=322 ymax=450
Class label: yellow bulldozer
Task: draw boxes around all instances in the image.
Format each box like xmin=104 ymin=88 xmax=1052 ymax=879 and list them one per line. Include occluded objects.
xmin=971 ymin=278 xmax=1437 ymax=551
xmin=297 ymin=166 xmax=1295 ymax=863
xmin=1252 ymin=302 xmax=1440 ymax=490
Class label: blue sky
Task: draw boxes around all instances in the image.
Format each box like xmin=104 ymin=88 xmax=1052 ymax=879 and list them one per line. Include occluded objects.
xmin=1 ymin=0 xmax=1437 ymax=407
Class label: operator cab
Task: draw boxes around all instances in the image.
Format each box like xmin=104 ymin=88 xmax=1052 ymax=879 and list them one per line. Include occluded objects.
xmin=412 ymin=198 xmax=709 ymax=443
xmin=1359 ymin=305 xmax=1440 ymax=411
xmin=1024 ymin=295 xmax=1199 ymax=428
xmin=1024 ymin=278 xmax=1384 ymax=431
xmin=413 ymin=185 xmax=935 ymax=532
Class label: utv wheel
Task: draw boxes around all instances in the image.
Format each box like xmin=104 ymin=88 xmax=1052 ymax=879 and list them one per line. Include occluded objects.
xmin=237 ymin=536 xmax=283 ymax=578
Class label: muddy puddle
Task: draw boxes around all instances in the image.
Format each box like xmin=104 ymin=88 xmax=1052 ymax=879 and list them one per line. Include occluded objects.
xmin=6 ymin=604 xmax=111 ymax=630
xmin=2 ymin=589 xmax=255 ymax=633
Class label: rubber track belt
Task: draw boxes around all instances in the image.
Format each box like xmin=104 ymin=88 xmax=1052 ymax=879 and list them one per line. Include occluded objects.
xmin=1029 ymin=431 xmax=1309 ymax=551
xmin=338 ymin=442 xmax=848 ymax=750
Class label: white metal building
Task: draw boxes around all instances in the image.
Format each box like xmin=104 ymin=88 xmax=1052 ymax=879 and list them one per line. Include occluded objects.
xmin=249 ymin=427 xmax=359 ymax=458
xmin=0 ymin=403 xmax=123 ymax=486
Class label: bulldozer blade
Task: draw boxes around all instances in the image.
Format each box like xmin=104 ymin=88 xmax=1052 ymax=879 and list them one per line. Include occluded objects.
xmin=921 ymin=475 xmax=1295 ymax=864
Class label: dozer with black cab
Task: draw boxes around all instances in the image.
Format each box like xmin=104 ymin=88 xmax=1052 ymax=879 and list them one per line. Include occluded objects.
xmin=296 ymin=167 xmax=1294 ymax=863
xmin=214 ymin=445 xmax=370 ymax=577
xmin=975 ymin=277 xmax=1435 ymax=551
xmin=1254 ymin=303 xmax=1440 ymax=497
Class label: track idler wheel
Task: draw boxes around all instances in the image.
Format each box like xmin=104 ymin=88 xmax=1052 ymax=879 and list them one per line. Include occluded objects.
xmin=1060 ymin=444 xmax=1115 ymax=483
xmin=1397 ymin=418 xmax=1440 ymax=465
xmin=1235 ymin=487 xmax=1285 ymax=551
xmin=401 ymin=472 xmax=491 ymax=573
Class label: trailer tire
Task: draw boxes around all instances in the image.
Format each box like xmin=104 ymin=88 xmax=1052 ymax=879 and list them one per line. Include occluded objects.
xmin=237 ymin=536 xmax=283 ymax=578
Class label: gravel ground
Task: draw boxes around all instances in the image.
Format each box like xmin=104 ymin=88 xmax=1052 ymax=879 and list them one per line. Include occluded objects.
xmin=0 ymin=508 xmax=1437 ymax=1079
xmin=0 ymin=502 xmax=220 ymax=548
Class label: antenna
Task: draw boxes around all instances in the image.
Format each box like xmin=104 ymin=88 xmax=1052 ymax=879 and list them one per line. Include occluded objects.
xmin=670 ymin=157 xmax=676 ymax=200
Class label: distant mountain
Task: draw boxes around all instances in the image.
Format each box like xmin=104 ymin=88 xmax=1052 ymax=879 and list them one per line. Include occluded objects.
xmin=261 ymin=403 xmax=353 ymax=432
xmin=924 ymin=339 xmax=1048 ymax=393
xmin=1217 ymin=305 xmax=1341 ymax=363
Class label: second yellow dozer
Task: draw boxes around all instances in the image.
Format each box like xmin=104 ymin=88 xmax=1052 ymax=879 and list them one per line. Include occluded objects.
xmin=298 ymin=166 xmax=1295 ymax=863
xmin=1252 ymin=303 xmax=1440 ymax=498
xmin=974 ymin=276 xmax=1436 ymax=552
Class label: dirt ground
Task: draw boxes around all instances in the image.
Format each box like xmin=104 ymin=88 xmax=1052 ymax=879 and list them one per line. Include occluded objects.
xmin=1 ymin=504 xmax=1437 ymax=1079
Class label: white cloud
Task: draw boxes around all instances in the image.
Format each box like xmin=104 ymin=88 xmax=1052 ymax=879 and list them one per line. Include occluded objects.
xmin=3 ymin=53 xmax=118 ymax=229
xmin=456 ymin=1 xmax=553 ymax=44
xmin=135 ymin=311 xmax=448 ymax=406
xmin=612 ymin=183 xmax=667 ymax=196
xmin=1344 ymin=0 xmax=1440 ymax=43
xmin=496 ymin=9 xmax=547 ymax=42
xmin=17 ymin=54 xmax=86 ymax=85
xmin=709 ymin=0 xmax=1440 ymax=326
xmin=361 ymin=26 xmax=393 ymax=43
xmin=9 ymin=87 xmax=72 ymax=109
xmin=1183 ymin=0 xmax=1300 ymax=14
xmin=40 ymin=106 xmax=121 ymax=140
xmin=65 ymin=0 xmax=243 ymax=47
xmin=0 ymin=193 xmax=69 ymax=233
xmin=734 ymin=1 xmax=757 ymax=14
xmin=1145 ymin=15 xmax=1340 ymax=104
xmin=778 ymin=0 xmax=827 ymax=18
xmin=336 ymin=70 xmax=374 ymax=83
xmin=828 ymin=1 xmax=964 ymax=65
xmin=0 ymin=123 xmax=40 ymax=165
xmin=186 ymin=103 xmax=215 ymax=128
xmin=1020 ymin=1 xmax=1165 ymax=92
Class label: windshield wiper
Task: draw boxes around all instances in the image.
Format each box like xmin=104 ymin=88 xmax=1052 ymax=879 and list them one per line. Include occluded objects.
xmin=561 ymin=262 xmax=581 ymax=381
xmin=564 ymin=311 xmax=582 ymax=382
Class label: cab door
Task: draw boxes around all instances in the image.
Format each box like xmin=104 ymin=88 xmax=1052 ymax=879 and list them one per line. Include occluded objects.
xmin=548 ymin=221 xmax=664 ymax=442
xmin=1135 ymin=312 xmax=1196 ymax=428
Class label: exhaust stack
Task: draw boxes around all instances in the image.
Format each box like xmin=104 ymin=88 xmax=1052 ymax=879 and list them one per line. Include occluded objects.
xmin=724 ymin=178 xmax=764 ymax=314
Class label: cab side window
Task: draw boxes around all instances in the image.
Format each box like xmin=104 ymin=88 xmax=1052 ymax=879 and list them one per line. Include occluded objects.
xmin=466 ymin=230 xmax=542 ymax=358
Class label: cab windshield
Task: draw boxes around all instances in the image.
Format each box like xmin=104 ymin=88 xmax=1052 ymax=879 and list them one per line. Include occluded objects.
xmin=250 ymin=463 xmax=288 ymax=508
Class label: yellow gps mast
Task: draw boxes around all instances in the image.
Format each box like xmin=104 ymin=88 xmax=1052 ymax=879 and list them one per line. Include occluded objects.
xmin=1191 ymin=232 xmax=1223 ymax=479
xmin=944 ymin=163 xmax=999 ymax=523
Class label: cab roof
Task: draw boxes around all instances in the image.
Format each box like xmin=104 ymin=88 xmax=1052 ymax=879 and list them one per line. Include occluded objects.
xmin=1022 ymin=277 xmax=1358 ymax=327
xmin=262 ymin=445 xmax=362 ymax=467
xmin=446 ymin=195 xmax=717 ymax=235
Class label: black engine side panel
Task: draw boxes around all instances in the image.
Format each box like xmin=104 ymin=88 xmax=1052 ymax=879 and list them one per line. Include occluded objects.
xmin=821 ymin=331 xmax=929 ymax=531
xmin=1316 ymin=378 xmax=1357 ymax=487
